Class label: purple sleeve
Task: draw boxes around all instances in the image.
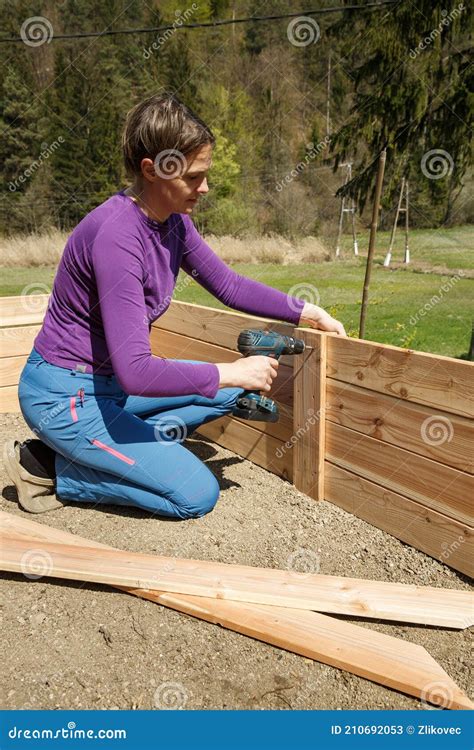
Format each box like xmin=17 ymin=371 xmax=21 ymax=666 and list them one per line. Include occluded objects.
xmin=92 ymin=230 xmax=220 ymax=398
xmin=180 ymin=216 xmax=306 ymax=324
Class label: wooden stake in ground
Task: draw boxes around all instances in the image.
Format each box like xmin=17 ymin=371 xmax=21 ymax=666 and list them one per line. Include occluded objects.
xmin=359 ymin=149 xmax=387 ymax=339
xmin=1 ymin=513 xmax=472 ymax=710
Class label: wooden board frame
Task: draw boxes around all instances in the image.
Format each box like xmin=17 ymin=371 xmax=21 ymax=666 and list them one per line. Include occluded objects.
xmin=1 ymin=295 xmax=473 ymax=575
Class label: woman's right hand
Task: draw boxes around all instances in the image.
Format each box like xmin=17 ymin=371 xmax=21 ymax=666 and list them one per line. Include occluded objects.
xmin=216 ymin=356 xmax=279 ymax=391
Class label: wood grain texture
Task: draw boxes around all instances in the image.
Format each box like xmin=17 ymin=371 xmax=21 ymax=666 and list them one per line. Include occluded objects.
xmin=326 ymin=422 xmax=473 ymax=526
xmin=1 ymin=515 xmax=472 ymax=628
xmin=293 ymin=329 xmax=327 ymax=500
xmin=327 ymin=335 xmax=474 ymax=418
xmin=326 ymin=379 xmax=473 ymax=474
xmin=325 ymin=463 xmax=474 ymax=577
xmin=1 ymin=513 xmax=472 ymax=709
xmin=0 ymin=325 xmax=41 ymax=357
xmin=0 ymin=355 xmax=27 ymax=387
xmin=197 ymin=415 xmax=293 ymax=481
xmin=0 ymin=294 xmax=49 ymax=327
xmin=0 ymin=386 xmax=20 ymax=413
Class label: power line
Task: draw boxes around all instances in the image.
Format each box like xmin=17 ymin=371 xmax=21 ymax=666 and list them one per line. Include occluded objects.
xmin=0 ymin=2 xmax=399 ymax=43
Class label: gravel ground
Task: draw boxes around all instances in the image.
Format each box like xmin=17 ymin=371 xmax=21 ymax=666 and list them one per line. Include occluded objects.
xmin=1 ymin=413 xmax=472 ymax=711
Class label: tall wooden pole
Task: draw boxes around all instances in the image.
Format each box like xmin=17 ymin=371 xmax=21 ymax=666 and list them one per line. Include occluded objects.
xmin=326 ymin=54 xmax=331 ymax=138
xmin=359 ymin=149 xmax=386 ymax=339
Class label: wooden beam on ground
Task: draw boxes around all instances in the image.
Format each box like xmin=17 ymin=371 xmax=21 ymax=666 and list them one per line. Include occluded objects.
xmin=1 ymin=513 xmax=472 ymax=710
xmin=1 ymin=514 xmax=472 ymax=628
xmin=293 ymin=329 xmax=327 ymax=500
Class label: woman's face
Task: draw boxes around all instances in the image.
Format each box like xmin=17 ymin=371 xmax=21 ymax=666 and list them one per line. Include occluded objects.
xmin=141 ymin=143 xmax=212 ymax=219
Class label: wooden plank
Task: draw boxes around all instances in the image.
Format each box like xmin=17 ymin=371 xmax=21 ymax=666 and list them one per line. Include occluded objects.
xmin=0 ymin=386 xmax=20 ymax=413
xmin=151 ymin=327 xmax=294 ymax=408
xmin=0 ymin=325 xmax=41 ymax=357
xmin=327 ymin=335 xmax=474 ymax=418
xmin=1 ymin=518 xmax=472 ymax=628
xmin=233 ymin=403 xmax=294 ymax=445
xmin=293 ymin=329 xmax=327 ymax=500
xmin=155 ymin=300 xmax=296 ymax=366
xmin=141 ymin=595 xmax=473 ymax=710
xmin=326 ymin=422 xmax=473 ymax=526
xmin=0 ymin=355 xmax=27 ymax=388
xmin=325 ymin=463 xmax=474 ymax=578
xmin=197 ymin=415 xmax=293 ymax=481
xmin=0 ymin=294 xmax=49 ymax=327
xmin=1 ymin=515 xmax=472 ymax=709
xmin=326 ymin=379 xmax=473 ymax=474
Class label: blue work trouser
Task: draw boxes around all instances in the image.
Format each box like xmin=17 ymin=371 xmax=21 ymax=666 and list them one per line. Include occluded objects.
xmin=18 ymin=348 xmax=243 ymax=519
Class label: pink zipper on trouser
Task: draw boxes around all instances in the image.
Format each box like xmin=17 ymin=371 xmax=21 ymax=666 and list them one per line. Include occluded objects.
xmin=70 ymin=388 xmax=85 ymax=423
xmin=91 ymin=439 xmax=136 ymax=465
xmin=70 ymin=397 xmax=78 ymax=422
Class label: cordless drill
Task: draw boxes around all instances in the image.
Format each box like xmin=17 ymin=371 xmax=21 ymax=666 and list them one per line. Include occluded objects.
xmin=232 ymin=329 xmax=305 ymax=422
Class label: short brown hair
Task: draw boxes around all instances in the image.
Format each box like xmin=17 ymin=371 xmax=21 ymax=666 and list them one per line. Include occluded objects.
xmin=122 ymin=92 xmax=215 ymax=178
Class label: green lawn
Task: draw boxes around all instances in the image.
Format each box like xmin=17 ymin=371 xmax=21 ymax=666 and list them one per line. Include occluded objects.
xmin=172 ymin=262 xmax=472 ymax=359
xmin=337 ymin=224 xmax=473 ymax=271
xmin=1 ymin=226 xmax=472 ymax=359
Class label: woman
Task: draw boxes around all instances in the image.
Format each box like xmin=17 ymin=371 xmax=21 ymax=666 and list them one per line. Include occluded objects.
xmin=5 ymin=93 xmax=345 ymax=520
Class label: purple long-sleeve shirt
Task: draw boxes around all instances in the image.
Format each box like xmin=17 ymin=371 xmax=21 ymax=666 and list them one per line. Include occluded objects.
xmin=34 ymin=191 xmax=305 ymax=398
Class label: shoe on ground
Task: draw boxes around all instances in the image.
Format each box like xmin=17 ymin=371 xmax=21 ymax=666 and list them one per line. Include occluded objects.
xmin=3 ymin=439 xmax=66 ymax=514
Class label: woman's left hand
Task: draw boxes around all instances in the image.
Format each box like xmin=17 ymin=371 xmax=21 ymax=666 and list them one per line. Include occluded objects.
xmin=299 ymin=302 xmax=346 ymax=336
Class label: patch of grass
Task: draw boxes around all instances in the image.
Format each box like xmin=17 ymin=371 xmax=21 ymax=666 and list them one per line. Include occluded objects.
xmin=173 ymin=261 xmax=473 ymax=359
xmin=336 ymin=225 xmax=473 ymax=271
xmin=0 ymin=266 xmax=57 ymax=297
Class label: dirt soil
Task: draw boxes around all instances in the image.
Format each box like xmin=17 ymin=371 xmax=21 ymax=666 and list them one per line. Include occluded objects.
xmin=1 ymin=413 xmax=472 ymax=711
